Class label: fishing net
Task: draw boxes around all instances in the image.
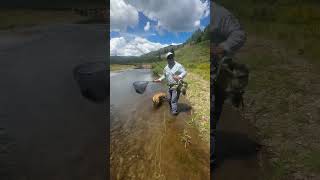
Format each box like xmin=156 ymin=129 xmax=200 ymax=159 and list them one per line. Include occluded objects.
xmin=73 ymin=62 xmax=107 ymax=102
xmin=133 ymin=81 xmax=150 ymax=94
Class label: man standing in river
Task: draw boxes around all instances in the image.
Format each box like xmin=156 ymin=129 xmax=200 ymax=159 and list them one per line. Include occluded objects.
xmin=211 ymin=1 xmax=247 ymax=169
xmin=153 ymin=52 xmax=187 ymax=115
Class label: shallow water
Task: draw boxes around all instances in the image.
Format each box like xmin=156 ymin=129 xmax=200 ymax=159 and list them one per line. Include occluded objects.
xmin=110 ymin=69 xmax=210 ymax=180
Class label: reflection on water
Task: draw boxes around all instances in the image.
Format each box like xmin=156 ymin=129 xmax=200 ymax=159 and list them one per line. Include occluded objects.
xmin=110 ymin=69 xmax=210 ymax=179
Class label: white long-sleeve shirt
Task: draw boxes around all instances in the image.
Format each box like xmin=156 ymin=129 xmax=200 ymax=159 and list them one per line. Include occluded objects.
xmin=157 ymin=61 xmax=187 ymax=85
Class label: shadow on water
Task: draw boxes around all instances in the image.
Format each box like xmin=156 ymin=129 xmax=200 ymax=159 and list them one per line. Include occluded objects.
xmin=177 ymin=103 xmax=192 ymax=113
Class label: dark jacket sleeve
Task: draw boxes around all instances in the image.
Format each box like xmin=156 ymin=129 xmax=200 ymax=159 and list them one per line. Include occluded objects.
xmin=219 ymin=14 xmax=246 ymax=55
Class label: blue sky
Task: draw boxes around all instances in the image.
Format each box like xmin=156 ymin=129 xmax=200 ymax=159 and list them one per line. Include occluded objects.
xmin=110 ymin=0 xmax=210 ymax=56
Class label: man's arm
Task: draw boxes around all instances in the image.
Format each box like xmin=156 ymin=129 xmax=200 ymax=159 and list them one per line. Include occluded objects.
xmin=174 ymin=65 xmax=187 ymax=80
xmin=219 ymin=14 xmax=246 ymax=55
xmin=153 ymin=69 xmax=165 ymax=82
xmin=157 ymin=74 xmax=165 ymax=81
xmin=178 ymin=65 xmax=187 ymax=79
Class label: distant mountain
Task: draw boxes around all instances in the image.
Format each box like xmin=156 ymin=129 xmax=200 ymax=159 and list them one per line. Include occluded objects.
xmin=142 ymin=44 xmax=184 ymax=58
xmin=110 ymin=56 xmax=157 ymax=64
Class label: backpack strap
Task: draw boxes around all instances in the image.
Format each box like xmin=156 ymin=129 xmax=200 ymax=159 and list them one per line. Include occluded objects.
xmin=214 ymin=56 xmax=233 ymax=81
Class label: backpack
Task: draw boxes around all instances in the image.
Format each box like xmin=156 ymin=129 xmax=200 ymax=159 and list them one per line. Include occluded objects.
xmin=215 ymin=57 xmax=249 ymax=108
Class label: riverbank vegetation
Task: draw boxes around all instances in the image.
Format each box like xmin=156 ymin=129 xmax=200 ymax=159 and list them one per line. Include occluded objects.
xmin=218 ymin=0 xmax=320 ymax=178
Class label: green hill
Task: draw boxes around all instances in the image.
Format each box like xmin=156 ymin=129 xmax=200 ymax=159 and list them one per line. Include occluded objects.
xmin=139 ymin=25 xmax=210 ymax=81
xmin=141 ymin=25 xmax=209 ymax=60
xmin=142 ymin=44 xmax=184 ymax=58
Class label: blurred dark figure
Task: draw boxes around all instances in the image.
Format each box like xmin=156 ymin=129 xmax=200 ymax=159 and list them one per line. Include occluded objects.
xmin=210 ymin=1 xmax=247 ymax=170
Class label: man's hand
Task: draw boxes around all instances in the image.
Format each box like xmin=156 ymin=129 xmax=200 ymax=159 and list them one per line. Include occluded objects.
xmin=173 ymin=75 xmax=181 ymax=81
xmin=153 ymin=79 xmax=161 ymax=83
xmin=212 ymin=46 xmax=225 ymax=59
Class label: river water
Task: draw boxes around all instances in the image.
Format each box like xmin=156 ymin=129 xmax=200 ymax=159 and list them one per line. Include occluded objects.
xmin=110 ymin=69 xmax=210 ymax=180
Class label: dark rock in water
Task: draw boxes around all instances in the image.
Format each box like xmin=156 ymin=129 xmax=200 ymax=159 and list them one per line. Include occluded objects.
xmin=74 ymin=61 xmax=107 ymax=103
xmin=133 ymin=81 xmax=149 ymax=94
xmin=298 ymin=48 xmax=304 ymax=55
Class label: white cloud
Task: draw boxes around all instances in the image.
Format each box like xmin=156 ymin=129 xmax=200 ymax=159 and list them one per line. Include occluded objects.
xmin=170 ymin=42 xmax=182 ymax=46
xmin=144 ymin=21 xmax=151 ymax=31
xmin=110 ymin=36 xmax=168 ymax=56
xmin=125 ymin=0 xmax=209 ymax=32
xmin=110 ymin=0 xmax=139 ymax=31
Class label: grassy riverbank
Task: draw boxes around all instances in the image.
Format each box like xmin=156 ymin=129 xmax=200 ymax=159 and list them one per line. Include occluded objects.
xmin=239 ymin=35 xmax=320 ymax=180
xmin=217 ymin=0 xmax=320 ymax=178
xmin=152 ymin=40 xmax=210 ymax=142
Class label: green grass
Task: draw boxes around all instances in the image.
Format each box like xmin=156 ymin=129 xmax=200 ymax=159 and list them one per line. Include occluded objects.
xmin=243 ymin=21 xmax=320 ymax=67
xmin=217 ymin=1 xmax=320 ymax=178
xmin=217 ymin=0 xmax=320 ymax=68
xmin=268 ymin=149 xmax=320 ymax=179
xmin=215 ymin=0 xmax=320 ymax=71
xmin=0 ymin=9 xmax=88 ymax=29
xmin=270 ymin=159 xmax=290 ymax=180
xmin=237 ymin=24 xmax=320 ymax=180
xmin=304 ymin=151 xmax=320 ymax=173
